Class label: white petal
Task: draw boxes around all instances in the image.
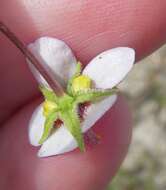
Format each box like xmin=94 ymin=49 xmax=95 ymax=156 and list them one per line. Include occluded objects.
xmin=83 ymin=47 xmax=135 ymax=89
xmin=38 ymin=126 xmax=77 ymax=157
xmin=81 ymin=95 xmax=117 ymax=132
xmin=38 ymin=95 xmax=117 ymax=157
xmin=28 ymin=104 xmax=45 ymax=146
xmin=27 ymin=37 xmax=77 ymax=87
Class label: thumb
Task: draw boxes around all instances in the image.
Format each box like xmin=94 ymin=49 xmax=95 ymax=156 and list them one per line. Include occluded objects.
xmin=0 ymin=96 xmax=132 ymax=190
xmin=0 ymin=0 xmax=166 ymax=123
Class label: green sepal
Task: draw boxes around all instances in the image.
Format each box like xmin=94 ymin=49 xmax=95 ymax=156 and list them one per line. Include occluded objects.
xmin=39 ymin=110 xmax=58 ymax=144
xmin=39 ymin=86 xmax=58 ymax=102
xmin=57 ymin=94 xmax=74 ymax=111
xmin=74 ymin=88 xmax=118 ymax=104
xmin=60 ymin=107 xmax=85 ymax=151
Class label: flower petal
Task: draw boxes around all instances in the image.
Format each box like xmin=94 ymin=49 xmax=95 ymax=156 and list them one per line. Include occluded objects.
xmin=38 ymin=126 xmax=77 ymax=157
xmin=28 ymin=104 xmax=45 ymax=146
xmin=83 ymin=47 xmax=135 ymax=89
xmin=27 ymin=37 xmax=77 ymax=87
xmin=38 ymin=95 xmax=117 ymax=157
xmin=82 ymin=95 xmax=117 ymax=132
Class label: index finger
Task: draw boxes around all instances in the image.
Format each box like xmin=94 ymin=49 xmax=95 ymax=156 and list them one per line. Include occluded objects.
xmin=0 ymin=0 xmax=166 ymax=123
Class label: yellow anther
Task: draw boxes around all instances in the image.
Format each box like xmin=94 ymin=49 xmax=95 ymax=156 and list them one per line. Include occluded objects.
xmin=72 ymin=75 xmax=91 ymax=92
xmin=43 ymin=100 xmax=57 ymax=117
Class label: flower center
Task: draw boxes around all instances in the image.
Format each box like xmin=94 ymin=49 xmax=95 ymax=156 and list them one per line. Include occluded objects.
xmin=53 ymin=102 xmax=91 ymax=129
xmin=58 ymin=94 xmax=74 ymax=111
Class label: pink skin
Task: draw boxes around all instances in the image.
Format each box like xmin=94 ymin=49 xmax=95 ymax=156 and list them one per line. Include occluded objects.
xmin=0 ymin=1 xmax=166 ymax=189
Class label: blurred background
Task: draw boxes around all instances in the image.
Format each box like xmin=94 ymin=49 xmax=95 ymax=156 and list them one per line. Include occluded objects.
xmin=107 ymin=45 xmax=166 ymax=190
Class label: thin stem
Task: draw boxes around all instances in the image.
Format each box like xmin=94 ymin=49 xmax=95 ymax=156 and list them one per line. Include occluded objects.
xmin=0 ymin=21 xmax=64 ymax=96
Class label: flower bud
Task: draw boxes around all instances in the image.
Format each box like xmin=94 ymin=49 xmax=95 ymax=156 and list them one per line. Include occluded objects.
xmin=43 ymin=100 xmax=57 ymax=117
xmin=72 ymin=75 xmax=91 ymax=92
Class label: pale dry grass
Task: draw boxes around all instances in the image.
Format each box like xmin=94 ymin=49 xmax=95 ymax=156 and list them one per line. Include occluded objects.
xmin=108 ymin=45 xmax=166 ymax=190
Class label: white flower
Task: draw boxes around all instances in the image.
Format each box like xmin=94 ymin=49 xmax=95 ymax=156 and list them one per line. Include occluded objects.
xmin=27 ymin=37 xmax=135 ymax=157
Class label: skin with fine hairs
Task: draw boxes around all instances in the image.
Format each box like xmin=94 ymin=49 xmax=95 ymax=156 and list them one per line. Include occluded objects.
xmin=0 ymin=0 xmax=166 ymax=190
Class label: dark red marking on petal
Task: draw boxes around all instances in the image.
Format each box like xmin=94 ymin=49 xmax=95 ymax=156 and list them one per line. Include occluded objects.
xmin=54 ymin=119 xmax=63 ymax=128
xmin=78 ymin=101 xmax=91 ymax=121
